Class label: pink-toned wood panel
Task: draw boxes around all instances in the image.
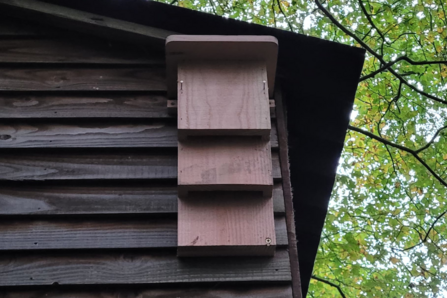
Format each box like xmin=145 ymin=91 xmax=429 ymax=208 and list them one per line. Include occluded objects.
xmin=177 ymin=61 xmax=271 ymax=139
xmin=178 ymin=137 xmax=273 ymax=196
xmin=178 ymin=192 xmax=276 ymax=256
xmin=165 ymin=35 xmax=278 ymax=98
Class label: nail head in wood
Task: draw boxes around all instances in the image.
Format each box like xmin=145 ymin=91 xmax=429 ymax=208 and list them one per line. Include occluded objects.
xmin=167 ymin=100 xmax=177 ymax=114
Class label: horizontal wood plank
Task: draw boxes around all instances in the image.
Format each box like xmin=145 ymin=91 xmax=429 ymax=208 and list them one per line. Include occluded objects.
xmin=0 ymin=217 xmax=287 ymax=250
xmin=0 ymin=39 xmax=164 ymax=64
xmin=0 ymin=95 xmax=171 ymax=118
xmin=0 ymin=184 xmax=285 ymax=215
xmin=0 ymin=153 xmax=177 ymax=180
xmin=0 ymin=68 xmax=166 ymax=91
xmin=0 ymin=122 xmax=278 ymax=148
xmin=0 ymin=0 xmax=174 ymax=46
xmin=0 ymin=152 xmax=281 ymax=180
xmin=0 ymin=122 xmax=177 ymax=148
xmin=0 ymin=285 xmax=293 ymax=298
xmin=0 ymin=95 xmax=276 ymax=119
xmin=0 ymin=248 xmax=291 ymax=286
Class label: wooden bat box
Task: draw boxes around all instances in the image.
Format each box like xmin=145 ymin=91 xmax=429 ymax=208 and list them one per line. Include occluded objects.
xmin=167 ymin=35 xmax=278 ymax=257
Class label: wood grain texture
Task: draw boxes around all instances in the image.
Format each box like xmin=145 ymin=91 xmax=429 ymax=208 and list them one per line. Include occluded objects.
xmin=0 ymin=95 xmax=171 ymax=118
xmin=0 ymin=217 xmax=286 ymax=250
xmin=166 ymin=35 xmax=278 ymax=98
xmin=0 ymin=183 xmax=285 ymax=215
xmin=0 ymin=122 xmax=177 ymax=148
xmin=0 ymin=122 xmax=278 ymax=148
xmin=178 ymin=194 xmax=276 ymax=256
xmin=0 ymin=68 xmax=165 ymax=91
xmin=0 ymin=0 xmax=174 ymax=44
xmin=0 ymin=152 xmax=281 ymax=181
xmin=0 ymin=39 xmax=164 ymax=64
xmin=0 ymin=153 xmax=177 ymax=180
xmin=178 ymin=61 xmax=271 ymax=139
xmin=178 ymin=138 xmax=273 ymax=195
xmin=0 ymin=249 xmax=291 ymax=286
xmin=0 ymin=219 xmax=176 ymax=250
xmin=0 ymin=96 xmax=277 ymax=119
xmin=0 ymin=285 xmax=293 ymax=298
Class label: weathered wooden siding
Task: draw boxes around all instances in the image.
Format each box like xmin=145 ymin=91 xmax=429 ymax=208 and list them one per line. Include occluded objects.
xmin=0 ymin=16 xmax=293 ymax=296
xmin=0 ymin=286 xmax=294 ymax=298
xmin=0 ymin=183 xmax=286 ymax=215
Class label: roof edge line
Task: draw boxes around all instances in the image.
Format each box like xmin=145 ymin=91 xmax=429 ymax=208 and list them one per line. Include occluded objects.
xmin=0 ymin=0 xmax=176 ymax=45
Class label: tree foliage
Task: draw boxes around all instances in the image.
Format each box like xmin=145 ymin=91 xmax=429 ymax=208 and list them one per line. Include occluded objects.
xmin=158 ymin=0 xmax=447 ymax=296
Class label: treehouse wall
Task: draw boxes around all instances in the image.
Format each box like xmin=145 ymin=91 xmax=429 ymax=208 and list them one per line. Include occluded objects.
xmin=0 ymin=16 xmax=294 ymax=297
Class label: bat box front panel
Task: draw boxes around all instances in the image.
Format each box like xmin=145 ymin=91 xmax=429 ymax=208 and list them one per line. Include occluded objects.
xmin=178 ymin=61 xmax=271 ymax=139
xmin=178 ymin=192 xmax=276 ymax=257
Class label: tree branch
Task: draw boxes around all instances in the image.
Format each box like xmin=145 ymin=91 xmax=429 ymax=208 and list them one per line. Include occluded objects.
xmin=347 ymin=125 xmax=447 ymax=188
xmin=415 ymin=125 xmax=447 ymax=153
xmin=377 ymin=81 xmax=402 ymax=138
xmin=357 ymin=0 xmax=386 ymax=56
xmin=271 ymin=0 xmax=277 ymax=28
xmin=315 ymin=0 xmax=380 ymax=59
xmin=208 ymin=0 xmax=219 ymax=15
xmin=315 ymin=0 xmax=447 ymax=105
xmin=402 ymin=209 xmax=447 ymax=251
xmin=359 ymin=56 xmax=447 ymax=82
xmin=312 ymin=275 xmax=347 ymax=298
xmin=276 ymin=0 xmax=294 ymax=32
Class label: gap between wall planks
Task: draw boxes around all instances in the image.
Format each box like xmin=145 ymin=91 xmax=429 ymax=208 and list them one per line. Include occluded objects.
xmin=275 ymin=84 xmax=302 ymax=298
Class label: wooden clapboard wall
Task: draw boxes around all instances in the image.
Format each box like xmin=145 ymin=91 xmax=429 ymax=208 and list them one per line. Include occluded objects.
xmin=0 ymin=16 xmax=292 ymax=297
